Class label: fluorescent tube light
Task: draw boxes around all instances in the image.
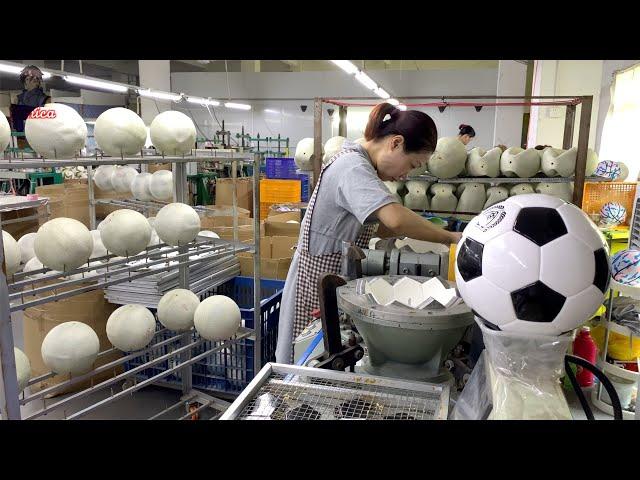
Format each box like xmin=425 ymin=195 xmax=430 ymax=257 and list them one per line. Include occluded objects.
xmin=225 ymin=102 xmax=251 ymax=110
xmin=331 ymin=60 xmax=358 ymax=75
xmin=186 ymin=96 xmax=220 ymax=106
xmin=65 ymin=75 xmax=129 ymax=93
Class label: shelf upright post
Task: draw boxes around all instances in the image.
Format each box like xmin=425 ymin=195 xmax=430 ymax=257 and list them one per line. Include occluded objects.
xmin=252 ymin=153 xmax=262 ymax=378
xmin=562 ymin=104 xmax=576 ymax=149
xmin=313 ymin=98 xmax=323 ymax=191
xmin=87 ymin=165 xmax=97 ymax=230
xmin=0 ymin=222 xmax=20 ymax=419
xmin=174 ymin=159 xmax=192 ymax=394
xmin=232 ymin=160 xmax=238 ymax=243
xmin=572 ymin=96 xmax=592 ymax=208
xmin=338 ymin=106 xmax=347 ymax=137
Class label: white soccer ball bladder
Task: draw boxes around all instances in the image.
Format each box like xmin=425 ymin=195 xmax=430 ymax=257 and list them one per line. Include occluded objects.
xmin=154 ymin=203 xmax=201 ymax=246
xmin=149 ymin=170 xmax=173 ymax=201
xmin=110 ymin=165 xmax=138 ymax=193
xmin=149 ymin=111 xmax=196 ymax=156
xmin=100 ymin=209 xmax=152 ymax=257
xmin=17 ymin=232 xmax=37 ymax=264
xmin=0 ymin=111 xmax=10 ymax=153
xmin=131 ymin=172 xmax=154 ymax=201
xmin=157 ymin=289 xmax=200 ymax=332
xmin=106 ymin=304 xmax=156 ymax=352
xmin=427 ymin=137 xmax=467 ymax=178
xmin=14 ymin=347 xmax=31 ymax=393
xmin=94 ymin=107 xmax=147 ymax=157
xmin=198 ymin=230 xmax=219 ymax=239
xmin=93 ymin=165 xmax=116 ymax=191
xmin=89 ymin=230 xmax=108 ymax=260
xmin=24 ymin=103 xmax=87 ymax=158
xmin=194 ymin=295 xmax=242 ymax=341
xmin=34 ymin=218 xmax=93 ymax=272
xmin=2 ymin=231 xmax=21 ymax=275
xmin=41 ymin=321 xmax=100 ymax=375
xmin=295 ymin=138 xmax=322 ymax=171
xmin=323 ymin=136 xmax=346 ymax=164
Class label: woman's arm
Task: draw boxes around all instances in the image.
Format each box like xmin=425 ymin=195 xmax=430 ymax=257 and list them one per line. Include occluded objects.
xmin=375 ymin=203 xmax=461 ymax=245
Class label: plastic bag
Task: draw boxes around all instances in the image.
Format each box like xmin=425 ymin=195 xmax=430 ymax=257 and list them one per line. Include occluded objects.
xmin=451 ymin=319 xmax=573 ymax=420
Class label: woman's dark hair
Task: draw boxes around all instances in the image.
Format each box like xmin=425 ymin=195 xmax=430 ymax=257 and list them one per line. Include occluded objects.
xmin=364 ymin=103 xmax=437 ymax=153
xmin=19 ymin=65 xmax=44 ymax=85
xmin=458 ymin=124 xmax=476 ymax=137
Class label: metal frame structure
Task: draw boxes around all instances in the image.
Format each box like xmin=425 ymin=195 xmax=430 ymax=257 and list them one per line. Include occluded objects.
xmin=312 ymin=95 xmax=595 ymax=208
xmin=0 ymin=150 xmax=263 ymax=420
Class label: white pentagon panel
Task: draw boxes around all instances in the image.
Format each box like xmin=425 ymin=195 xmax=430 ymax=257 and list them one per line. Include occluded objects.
xmin=552 ymin=285 xmax=605 ymax=334
xmin=482 ymin=231 xmax=540 ymax=292
xmin=461 ymin=201 xmax=522 ymax=245
xmin=556 ymin=203 xmax=608 ymax=252
xmin=506 ymin=193 xmax=566 ymax=210
xmin=500 ymin=318 xmax=565 ymax=336
xmin=454 ymin=274 xmax=517 ymax=328
xmin=540 ymin=235 xmax=595 ymax=297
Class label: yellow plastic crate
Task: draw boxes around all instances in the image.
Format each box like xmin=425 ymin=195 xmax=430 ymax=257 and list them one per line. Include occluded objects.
xmin=582 ymin=182 xmax=637 ymax=226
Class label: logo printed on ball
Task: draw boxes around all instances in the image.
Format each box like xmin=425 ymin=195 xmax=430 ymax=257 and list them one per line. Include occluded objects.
xmin=475 ymin=205 xmax=506 ymax=232
xmin=27 ymin=108 xmax=57 ymax=120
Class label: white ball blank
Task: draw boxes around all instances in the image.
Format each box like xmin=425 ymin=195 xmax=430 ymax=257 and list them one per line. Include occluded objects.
xmin=25 ymin=103 xmax=87 ymax=158
xmin=24 ymin=257 xmax=47 ymax=279
xmin=131 ymin=172 xmax=154 ymax=201
xmin=14 ymin=347 xmax=31 ymax=392
xmin=0 ymin=111 xmax=10 ymax=153
xmin=323 ymin=136 xmax=346 ymax=164
xmin=90 ymin=230 xmax=108 ymax=260
xmin=41 ymin=321 xmax=100 ymax=375
xmin=100 ymin=209 xmax=152 ymax=256
xmin=93 ymin=165 xmax=116 ymax=191
xmin=149 ymin=111 xmax=196 ymax=156
xmin=149 ymin=170 xmax=173 ymax=201
xmin=295 ymin=138 xmax=321 ymax=170
xmin=34 ymin=218 xmax=93 ymax=272
xmin=110 ymin=165 xmax=138 ymax=193
xmin=17 ymin=232 xmax=37 ymax=264
xmin=157 ymin=289 xmax=200 ymax=332
xmin=3 ymin=231 xmax=21 ymax=275
xmin=155 ymin=203 xmax=201 ymax=246
xmin=94 ymin=107 xmax=147 ymax=156
xmin=199 ymin=230 xmax=219 ymax=239
xmin=194 ymin=295 xmax=241 ymax=340
xmin=106 ymin=304 xmax=156 ymax=351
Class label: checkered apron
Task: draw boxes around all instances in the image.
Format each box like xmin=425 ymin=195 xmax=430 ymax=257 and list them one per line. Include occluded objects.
xmin=291 ymin=147 xmax=378 ymax=358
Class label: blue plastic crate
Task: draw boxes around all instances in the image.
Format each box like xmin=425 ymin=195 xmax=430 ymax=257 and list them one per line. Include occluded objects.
xmin=123 ymin=277 xmax=284 ymax=395
xmin=265 ymin=157 xmax=298 ymax=179
xmin=298 ymin=173 xmax=310 ymax=202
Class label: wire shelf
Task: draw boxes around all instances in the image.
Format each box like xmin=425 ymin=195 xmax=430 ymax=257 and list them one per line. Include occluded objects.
xmin=407 ymin=175 xmax=611 ymax=184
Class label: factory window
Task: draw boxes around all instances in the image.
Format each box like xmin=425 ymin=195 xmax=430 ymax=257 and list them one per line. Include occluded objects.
xmin=599 ymin=63 xmax=640 ymax=180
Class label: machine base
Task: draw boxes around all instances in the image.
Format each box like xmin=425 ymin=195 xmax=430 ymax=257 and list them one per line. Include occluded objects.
xmin=360 ymin=356 xmax=454 ymax=385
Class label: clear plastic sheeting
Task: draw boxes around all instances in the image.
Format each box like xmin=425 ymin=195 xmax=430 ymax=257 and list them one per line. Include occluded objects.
xmin=451 ymin=319 xmax=573 ymax=420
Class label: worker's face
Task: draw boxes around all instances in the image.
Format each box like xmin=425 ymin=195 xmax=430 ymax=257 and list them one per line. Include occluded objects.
xmin=459 ymin=134 xmax=473 ymax=145
xmin=24 ymin=75 xmax=41 ymax=91
xmin=377 ymin=135 xmax=430 ymax=181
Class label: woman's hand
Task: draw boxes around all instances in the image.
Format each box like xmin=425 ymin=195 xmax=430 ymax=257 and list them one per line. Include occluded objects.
xmin=448 ymin=231 xmax=463 ymax=245
xmin=376 ymin=203 xmax=461 ymax=246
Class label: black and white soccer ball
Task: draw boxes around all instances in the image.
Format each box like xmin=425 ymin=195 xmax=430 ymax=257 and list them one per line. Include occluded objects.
xmin=455 ymin=194 xmax=611 ymax=336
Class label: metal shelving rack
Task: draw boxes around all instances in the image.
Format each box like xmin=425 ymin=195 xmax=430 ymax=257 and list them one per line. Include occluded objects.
xmin=0 ymin=149 xmax=263 ymax=420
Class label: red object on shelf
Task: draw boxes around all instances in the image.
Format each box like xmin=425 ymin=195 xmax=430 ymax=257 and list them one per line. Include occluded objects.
xmin=573 ymin=327 xmax=598 ymax=387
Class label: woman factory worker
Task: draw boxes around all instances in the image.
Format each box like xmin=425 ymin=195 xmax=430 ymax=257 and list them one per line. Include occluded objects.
xmin=457 ymin=124 xmax=476 ymax=146
xmin=275 ymin=103 xmax=462 ymax=363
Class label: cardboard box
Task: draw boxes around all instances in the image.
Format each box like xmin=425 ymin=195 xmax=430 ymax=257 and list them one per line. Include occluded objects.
xmin=200 ymin=215 xmax=264 ymax=243
xmin=268 ymin=202 xmax=307 ymax=218
xmin=0 ymin=207 xmax=42 ymax=239
xmin=36 ymin=182 xmax=91 ymax=227
xmin=238 ymin=236 xmax=298 ymax=280
xmin=264 ymin=212 xmax=301 ymax=237
xmin=216 ymin=178 xmax=253 ymax=216
xmin=148 ymin=163 xmax=171 ymax=173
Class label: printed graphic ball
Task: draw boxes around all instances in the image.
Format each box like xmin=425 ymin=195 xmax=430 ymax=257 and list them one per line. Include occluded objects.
xmin=0 ymin=110 xmax=10 ymax=153
xmin=14 ymin=347 xmax=31 ymax=393
xmin=94 ymin=107 xmax=147 ymax=156
xmin=594 ymin=160 xmax=622 ymax=180
xmin=17 ymin=232 xmax=37 ymax=264
xmin=149 ymin=170 xmax=173 ymax=201
xmin=2 ymin=231 xmax=21 ymax=275
xmin=131 ymin=172 xmax=154 ymax=201
xmin=157 ymin=289 xmax=200 ymax=332
xmin=41 ymin=322 xmax=100 ymax=375
xmin=149 ymin=111 xmax=196 ymax=156
xmin=25 ymin=104 xmax=87 ymax=158
xmin=600 ymin=202 xmax=626 ymax=226
xmin=100 ymin=209 xmax=152 ymax=257
xmin=93 ymin=165 xmax=116 ymax=191
xmin=110 ymin=165 xmax=138 ymax=193
xmin=194 ymin=295 xmax=241 ymax=341
xmin=106 ymin=304 xmax=156 ymax=352
xmin=155 ymin=203 xmax=201 ymax=246
xmin=611 ymin=249 xmax=640 ymax=286
xmin=34 ymin=218 xmax=94 ymax=272
xmin=455 ymin=194 xmax=610 ymax=336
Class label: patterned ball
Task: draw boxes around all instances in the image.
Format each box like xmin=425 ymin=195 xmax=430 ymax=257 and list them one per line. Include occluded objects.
xmin=594 ymin=160 xmax=622 ymax=180
xmin=611 ymin=249 xmax=640 ymax=285
xmin=600 ymin=202 xmax=627 ymax=225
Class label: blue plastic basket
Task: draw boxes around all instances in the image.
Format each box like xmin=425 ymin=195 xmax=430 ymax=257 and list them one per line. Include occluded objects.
xmin=265 ymin=157 xmax=298 ymax=179
xmin=123 ymin=277 xmax=284 ymax=395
